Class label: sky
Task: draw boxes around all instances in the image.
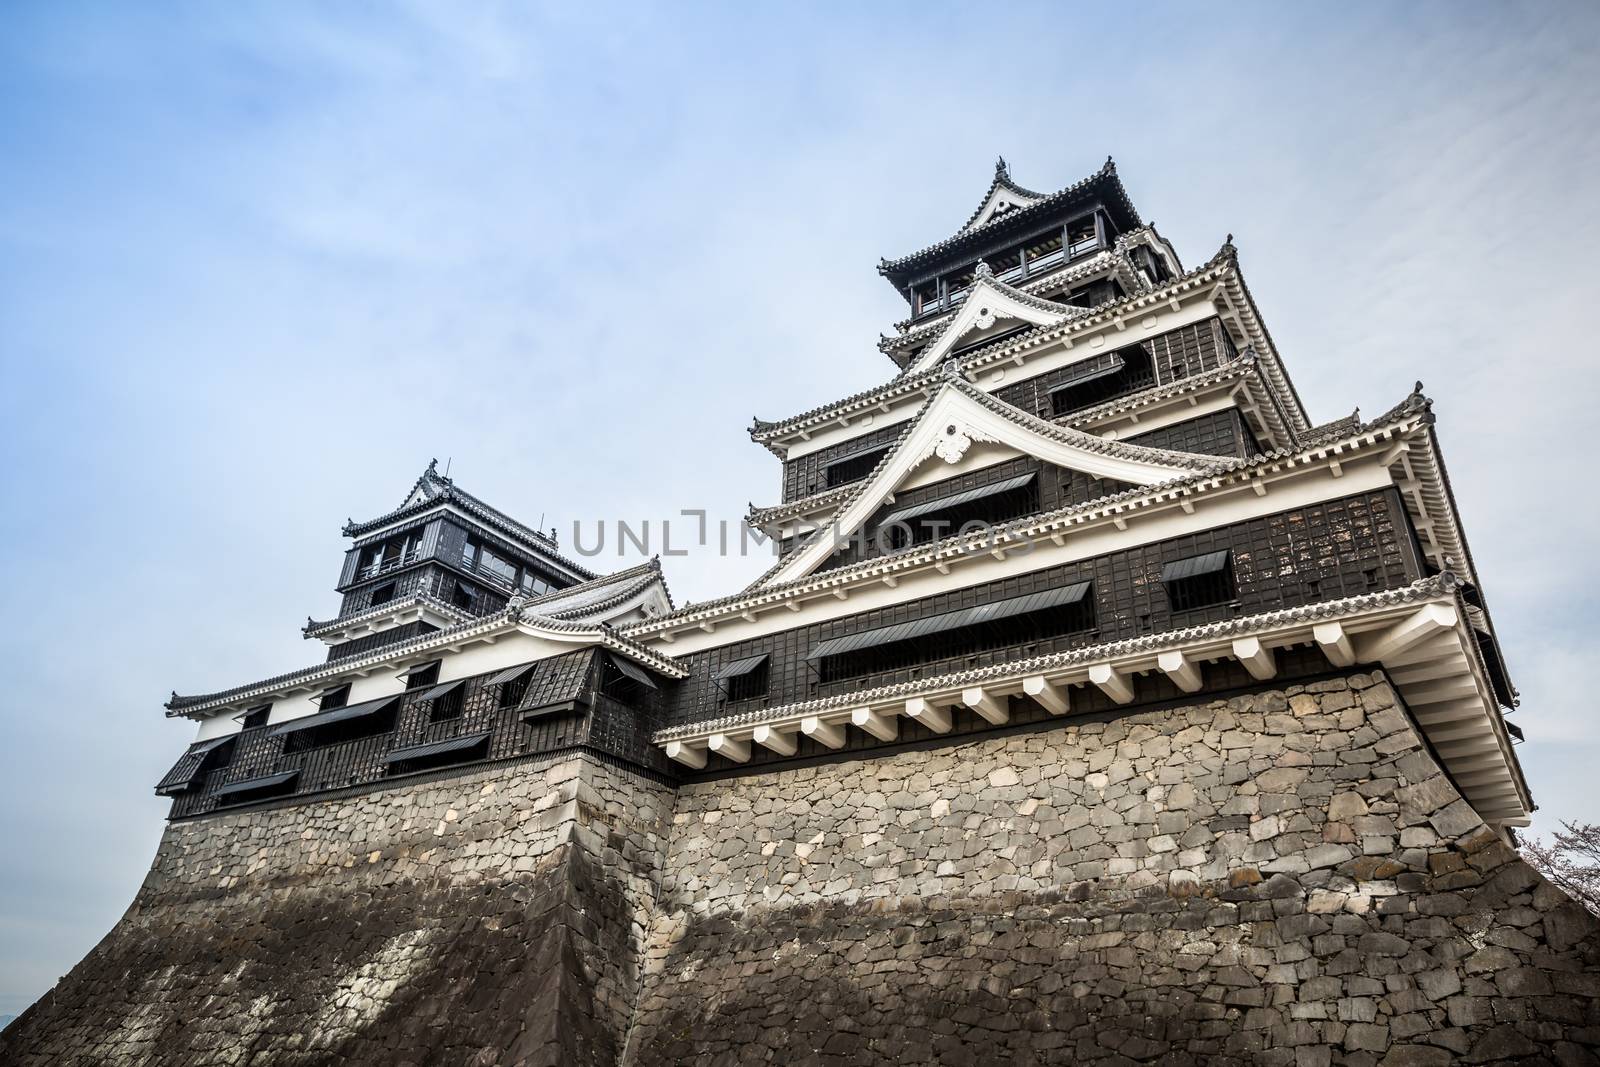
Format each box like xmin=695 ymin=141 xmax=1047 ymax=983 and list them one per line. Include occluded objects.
xmin=2 ymin=0 xmax=1598 ymax=1018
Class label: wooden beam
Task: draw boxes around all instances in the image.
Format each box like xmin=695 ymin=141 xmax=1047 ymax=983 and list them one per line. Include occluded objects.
xmin=752 ymin=724 xmax=797 ymax=756
xmin=1407 ymin=676 xmax=1480 ymax=706
xmin=708 ymin=733 xmax=750 ymax=763
xmin=962 ymin=686 xmax=1009 ymax=725
xmin=1022 ymin=675 xmax=1069 ymax=715
xmin=1089 ymin=663 xmax=1135 ymax=704
xmin=1231 ymin=636 xmax=1277 ymax=681
xmin=905 ymin=697 xmax=951 ymax=733
xmin=1313 ymin=621 xmax=1356 ymax=667
xmin=801 ymin=716 xmax=846 ymax=749
xmin=1157 ymin=651 xmax=1203 ymax=693
xmin=1359 ymin=603 xmax=1458 ymax=663
xmin=665 ymin=740 xmax=706 ymax=769
xmin=851 ymin=707 xmax=898 ymax=742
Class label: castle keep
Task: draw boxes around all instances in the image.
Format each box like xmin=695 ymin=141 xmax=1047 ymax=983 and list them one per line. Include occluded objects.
xmin=5 ymin=160 xmax=1597 ymax=1066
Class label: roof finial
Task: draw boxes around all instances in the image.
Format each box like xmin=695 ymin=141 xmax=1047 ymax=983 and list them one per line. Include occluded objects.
xmin=974 ymin=259 xmax=993 ymax=279
xmin=1104 ymin=155 xmax=1116 ymax=173
xmin=995 ymin=155 xmax=1008 ymax=176
xmin=426 ymin=457 xmax=438 ymax=476
xmin=942 ymin=358 xmax=963 ymax=379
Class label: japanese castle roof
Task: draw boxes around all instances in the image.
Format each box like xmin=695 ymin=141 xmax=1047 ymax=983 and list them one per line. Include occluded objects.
xmin=752 ymin=238 xmax=1311 ymax=453
xmin=878 ymin=158 xmax=1141 ymax=284
xmin=633 ymin=382 xmax=1443 ymax=635
xmin=166 ymin=559 xmax=681 ymax=717
xmin=343 ymin=460 xmax=597 ymax=581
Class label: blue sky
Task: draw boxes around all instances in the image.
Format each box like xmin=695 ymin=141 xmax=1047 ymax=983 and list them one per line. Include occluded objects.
xmin=2 ymin=1 xmax=1597 ymax=1017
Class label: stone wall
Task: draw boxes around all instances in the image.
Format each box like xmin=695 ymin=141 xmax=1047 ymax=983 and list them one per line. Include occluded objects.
xmin=0 ymin=753 xmax=674 ymax=1067
xmin=627 ymin=673 xmax=1600 ymax=1066
xmin=7 ymin=674 xmax=1600 ymax=1066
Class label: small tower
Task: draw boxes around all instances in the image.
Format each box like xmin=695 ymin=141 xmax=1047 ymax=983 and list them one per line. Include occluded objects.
xmin=304 ymin=461 xmax=594 ymax=659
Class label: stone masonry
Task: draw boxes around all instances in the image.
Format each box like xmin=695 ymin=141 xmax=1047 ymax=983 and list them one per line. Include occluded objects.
xmin=4 ymin=672 xmax=1599 ymax=1065
xmin=0 ymin=754 xmax=675 ymax=1067
xmin=625 ymin=673 xmax=1600 ymax=1066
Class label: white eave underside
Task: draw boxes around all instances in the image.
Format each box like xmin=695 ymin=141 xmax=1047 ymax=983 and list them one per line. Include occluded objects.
xmin=654 ymin=576 xmax=1530 ymax=828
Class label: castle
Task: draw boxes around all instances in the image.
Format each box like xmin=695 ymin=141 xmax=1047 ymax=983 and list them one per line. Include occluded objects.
xmin=5 ymin=159 xmax=1597 ymax=1066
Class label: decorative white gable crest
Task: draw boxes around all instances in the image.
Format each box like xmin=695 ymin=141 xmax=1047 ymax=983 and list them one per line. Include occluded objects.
xmin=906 ymin=265 xmax=1080 ymax=375
xmin=935 ymin=423 xmax=975 ymax=464
xmin=963 ymin=158 xmax=1047 ymax=234
xmin=759 ymin=379 xmax=1212 ymax=588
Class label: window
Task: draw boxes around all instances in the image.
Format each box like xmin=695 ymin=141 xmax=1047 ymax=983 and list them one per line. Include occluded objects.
xmin=1024 ymin=231 xmax=1064 ymax=275
xmin=430 ymin=687 xmax=464 ymax=723
xmin=990 ymin=245 xmax=1024 ymax=283
xmin=478 ymin=548 xmax=517 ymax=586
xmin=499 ymin=673 xmax=530 ymax=709
xmin=369 ymin=582 xmax=396 ymax=607
xmin=1161 ymin=551 xmax=1237 ymax=613
xmin=879 ymin=473 xmax=1039 ymax=552
xmin=1050 ymin=346 xmax=1156 ymax=418
xmin=451 ymin=581 xmax=475 ymax=610
xmin=461 ymin=537 xmax=480 ymax=567
xmin=811 ymin=583 xmax=1095 ymax=684
xmin=943 ymin=265 xmax=976 ymax=307
xmin=1066 ymin=213 xmax=1100 ymax=258
xmin=359 ymin=532 xmax=422 ymax=578
xmin=319 ymin=685 xmax=351 ymax=710
xmin=240 ymin=705 xmax=271 ymax=729
xmin=715 ymin=655 xmax=769 ymax=704
xmin=518 ymin=569 xmax=555 ymax=598
xmin=725 ymin=663 xmax=768 ymax=704
xmin=280 ymin=696 xmax=400 ymax=753
xmin=825 ymin=446 xmax=889 ymax=489
xmin=405 ymin=661 xmax=440 ymax=690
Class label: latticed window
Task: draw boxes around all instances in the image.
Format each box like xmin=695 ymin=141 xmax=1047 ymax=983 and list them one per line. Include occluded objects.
xmin=429 ymin=687 xmax=464 ymax=723
xmin=812 ymin=583 xmax=1095 ymax=684
xmin=404 ymin=661 xmax=440 ymax=691
xmin=1050 ymin=345 xmax=1155 ymax=417
xmin=1162 ymin=551 xmax=1237 ymax=612
xmin=715 ymin=655 xmax=770 ymax=704
xmin=824 ymin=445 xmax=889 ymax=489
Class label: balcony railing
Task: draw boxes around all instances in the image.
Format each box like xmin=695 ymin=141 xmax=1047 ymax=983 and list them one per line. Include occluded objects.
xmin=356 ymin=550 xmax=424 ymax=581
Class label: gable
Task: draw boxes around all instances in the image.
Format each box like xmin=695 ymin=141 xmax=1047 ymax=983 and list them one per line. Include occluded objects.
xmin=964 ymin=182 xmax=1046 ymax=233
xmin=759 ymin=377 xmax=1221 ymax=588
xmin=906 ymin=267 xmax=1080 ymax=375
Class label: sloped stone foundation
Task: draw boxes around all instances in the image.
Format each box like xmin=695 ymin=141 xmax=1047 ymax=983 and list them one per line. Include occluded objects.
xmin=627 ymin=673 xmax=1600 ymax=1066
xmin=5 ymin=674 xmax=1599 ymax=1066
xmin=0 ymin=755 xmax=674 ymax=1067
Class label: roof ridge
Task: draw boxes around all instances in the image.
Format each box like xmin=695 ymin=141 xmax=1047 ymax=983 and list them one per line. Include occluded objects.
xmin=880 ymin=157 xmax=1133 ymax=277
xmin=634 ymin=393 xmax=1437 ymax=628
xmin=755 ymin=249 xmax=1230 ymax=447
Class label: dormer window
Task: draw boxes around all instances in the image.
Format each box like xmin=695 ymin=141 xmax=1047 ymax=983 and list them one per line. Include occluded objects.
xmin=1161 ymin=551 xmax=1237 ymax=613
